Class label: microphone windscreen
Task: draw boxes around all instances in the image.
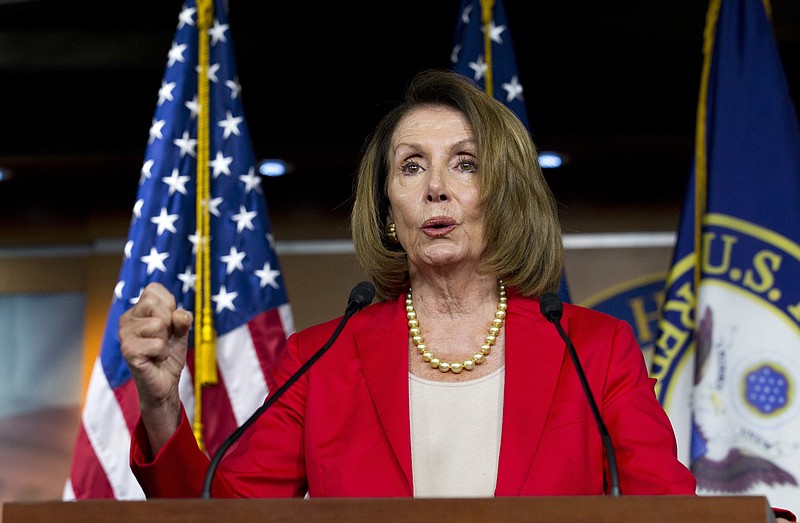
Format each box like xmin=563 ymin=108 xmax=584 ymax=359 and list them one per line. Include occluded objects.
xmin=539 ymin=292 xmax=563 ymax=321
xmin=348 ymin=281 xmax=376 ymax=310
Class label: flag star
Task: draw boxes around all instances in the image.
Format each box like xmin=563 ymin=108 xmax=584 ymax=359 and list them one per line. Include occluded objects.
xmin=133 ymin=199 xmax=144 ymax=220
xmin=177 ymin=266 xmax=197 ymax=294
xmin=461 ymin=3 xmax=473 ymax=24
xmin=218 ymin=110 xmax=244 ymax=139
xmin=195 ymin=63 xmax=221 ymax=83
xmin=173 ymin=130 xmax=197 ymax=158
xmin=162 ymin=168 xmax=191 ymax=195
xmin=238 ymin=167 xmax=262 ymax=193
xmin=188 ymin=231 xmax=201 ymax=254
xmin=150 ymin=207 xmax=180 ymax=235
xmin=450 ymin=43 xmax=462 ymax=64
xmin=210 ymin=151 xmax=233 ymax=178
xmin=140 ymin=159 xmax=154 ymax=184
xmin=501 ymin=75 xmax=524 ymax=103
xmin=185 ymin=95 xmax=200 ymax=120
xmin=221 ymin=246 xmax=246 ymax=274
xmin=148 ymin=118 xmax=166 ymax=143
xmin=468 ymin=55 xmax=487 ymax=81
xmin=124 ymin=240 xmax=134 ymax=259
xmin=167 ymin=41 xmax=188 ymax=67
xmin=225 ymin=77 xmax=242 ymax=100
xmin=255 ymin=262 xmax=281 ymax=289
xmin=208 ymin=19 xmax=229 ymax=46
xmin=157 ymin=81 xmax=177 ymax=106
xmin=232 ymin=204 xmax=257 ymax=233
xmin=129 ymin=287 xmax=144 ymax=305
xmin=208 ymin=196 xmax=223 ymax=217
xmin=212 ymin=285 xmax=238 ymax=313
xmin=140 ymin=247 xmax=169 ymax=275
xmin=177 ymin=6 xmax=196 ymax=29
xmin=114 ymin=281 xmax=125 ymax=300
xmin=487 ymin=21 xmax=507 ymax=44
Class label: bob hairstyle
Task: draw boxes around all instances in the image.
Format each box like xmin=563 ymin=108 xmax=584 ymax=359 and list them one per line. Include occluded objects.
xmin=350 ymin=69 xmax=563 ymax=301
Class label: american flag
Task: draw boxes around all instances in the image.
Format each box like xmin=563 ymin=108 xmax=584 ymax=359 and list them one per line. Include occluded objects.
xmin=450 ymin=0 xmax=571 ymax=301
xmin=451 ymin=0 xmax=530 ymax=128
xmin=65 ymin=0 xmax=294 ymax=499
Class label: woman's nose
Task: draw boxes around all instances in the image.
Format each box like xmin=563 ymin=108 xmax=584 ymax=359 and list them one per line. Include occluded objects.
xmin=426 ymin=167 xmax=450 ymax=202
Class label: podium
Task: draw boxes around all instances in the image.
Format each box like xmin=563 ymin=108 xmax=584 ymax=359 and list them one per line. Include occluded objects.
xmin=3 ymin=495 xmax=777 ymax=523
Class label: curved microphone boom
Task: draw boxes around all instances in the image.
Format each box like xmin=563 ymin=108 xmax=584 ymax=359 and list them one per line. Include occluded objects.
xmin=200 ymin=281 xmax=376 ymax=499
xmin=539 ymin=292 xmax=622 ymax=496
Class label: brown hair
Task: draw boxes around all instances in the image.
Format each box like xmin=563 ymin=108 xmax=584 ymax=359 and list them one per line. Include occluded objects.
xmin=350 ymin=69 xmax=563 ymax=300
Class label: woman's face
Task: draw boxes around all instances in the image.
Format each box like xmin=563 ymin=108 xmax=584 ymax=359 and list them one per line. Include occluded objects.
xmin=387 ymin=105 xmax=485 ymax=272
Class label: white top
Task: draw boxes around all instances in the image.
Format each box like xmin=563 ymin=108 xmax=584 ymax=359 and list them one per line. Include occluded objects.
xmin=408 ymin=367 xmax=505 ymax=498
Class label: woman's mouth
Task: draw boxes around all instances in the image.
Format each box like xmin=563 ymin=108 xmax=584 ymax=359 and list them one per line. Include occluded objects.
xmin=421 ymin=217 xmax=457 ymax=237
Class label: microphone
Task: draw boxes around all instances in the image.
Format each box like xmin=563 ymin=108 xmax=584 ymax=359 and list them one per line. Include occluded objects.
xmin=539 ymin=292 xmax=621 ymax=496
xmin=200 ymin=281 xmax=376 ymax=499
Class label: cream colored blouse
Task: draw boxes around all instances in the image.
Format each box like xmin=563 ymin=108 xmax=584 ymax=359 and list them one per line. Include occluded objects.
xmin=409 ymin=367 xmax=505 ymax=497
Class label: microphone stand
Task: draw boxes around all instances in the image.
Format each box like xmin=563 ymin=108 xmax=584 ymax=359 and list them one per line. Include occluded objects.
xmin=540 ymin=292 xmax=621 ymax=496
xmin=200 ymin=281 xmax=375 ymax=499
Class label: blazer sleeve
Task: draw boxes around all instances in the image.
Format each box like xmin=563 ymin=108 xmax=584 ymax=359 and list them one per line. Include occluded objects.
xmin=600 ymin=319 xmax=697 ymax=494
xmin=130 ymin=331 xmax=310 ymax=498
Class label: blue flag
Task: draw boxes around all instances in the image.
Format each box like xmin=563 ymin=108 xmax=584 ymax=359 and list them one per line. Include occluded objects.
xmin=450 ymin=0 xmax=571 ymax=302
xmin=652 ymin=0 xmax=800 ymax=510
xmin=67 ymin=0 xmax=294 ymax=499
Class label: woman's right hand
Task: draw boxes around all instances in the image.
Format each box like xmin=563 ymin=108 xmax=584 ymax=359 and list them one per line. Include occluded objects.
xmin=119 ymin=282 xmax=193 ymax=454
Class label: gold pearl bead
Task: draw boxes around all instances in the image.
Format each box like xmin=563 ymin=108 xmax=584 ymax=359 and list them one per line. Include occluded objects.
xmin=406 ymin=280 xmax=505 ymax=374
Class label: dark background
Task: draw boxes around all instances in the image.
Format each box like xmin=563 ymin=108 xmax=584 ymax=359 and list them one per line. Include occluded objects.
xmin=0 ymin=0 xmax=798 ymax=240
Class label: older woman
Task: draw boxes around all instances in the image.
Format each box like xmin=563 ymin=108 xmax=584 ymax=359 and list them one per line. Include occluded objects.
xmin=122 ymin=69 xmax=696 ymax=498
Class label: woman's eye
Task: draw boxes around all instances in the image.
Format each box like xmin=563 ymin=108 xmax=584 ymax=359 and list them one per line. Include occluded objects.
xmin=457 ymin=159 xmax=478 ymax=173
xmin=400 ymin=161 xmax=421 ymax=175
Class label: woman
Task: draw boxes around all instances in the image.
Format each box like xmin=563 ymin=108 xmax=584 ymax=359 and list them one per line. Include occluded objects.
xmin=122 ymin=69 xmax=696 ymax=498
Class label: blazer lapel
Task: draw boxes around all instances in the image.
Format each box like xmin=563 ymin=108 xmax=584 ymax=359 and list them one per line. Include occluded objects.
xmin=495 ymin=292 xmax=567 ymax=495
xmin=353 ymin=295 xmax=413 ymax=492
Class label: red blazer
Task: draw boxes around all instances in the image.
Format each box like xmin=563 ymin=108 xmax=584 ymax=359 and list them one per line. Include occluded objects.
xmin=131 ymin=289 xmax=696 ymax=498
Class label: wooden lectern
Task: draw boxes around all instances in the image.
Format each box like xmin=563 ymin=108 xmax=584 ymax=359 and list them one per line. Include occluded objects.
xmin=3 ymin=495 xmax=776 ymax=523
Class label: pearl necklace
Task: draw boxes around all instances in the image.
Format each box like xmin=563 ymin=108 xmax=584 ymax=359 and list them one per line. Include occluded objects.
xmin=405 ymin=279 xmax=507 ymax=374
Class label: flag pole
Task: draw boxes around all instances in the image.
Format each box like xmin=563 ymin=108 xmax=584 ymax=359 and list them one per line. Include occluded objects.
xmin=193 ymin=0 xmax=217 ymax=452
xmin=692 ymin=0 xmax=720 ymax=296
xmin=479 ymin=0 xmax=495 ymax=98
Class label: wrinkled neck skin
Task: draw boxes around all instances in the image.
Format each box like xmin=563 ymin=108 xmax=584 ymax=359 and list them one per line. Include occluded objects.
xmin=406 ymin=261 xmax=498 ymax=321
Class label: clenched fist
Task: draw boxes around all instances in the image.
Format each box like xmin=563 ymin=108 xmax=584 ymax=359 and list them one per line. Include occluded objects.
xmin=119 ymin=282 xmax=192 ymax=454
